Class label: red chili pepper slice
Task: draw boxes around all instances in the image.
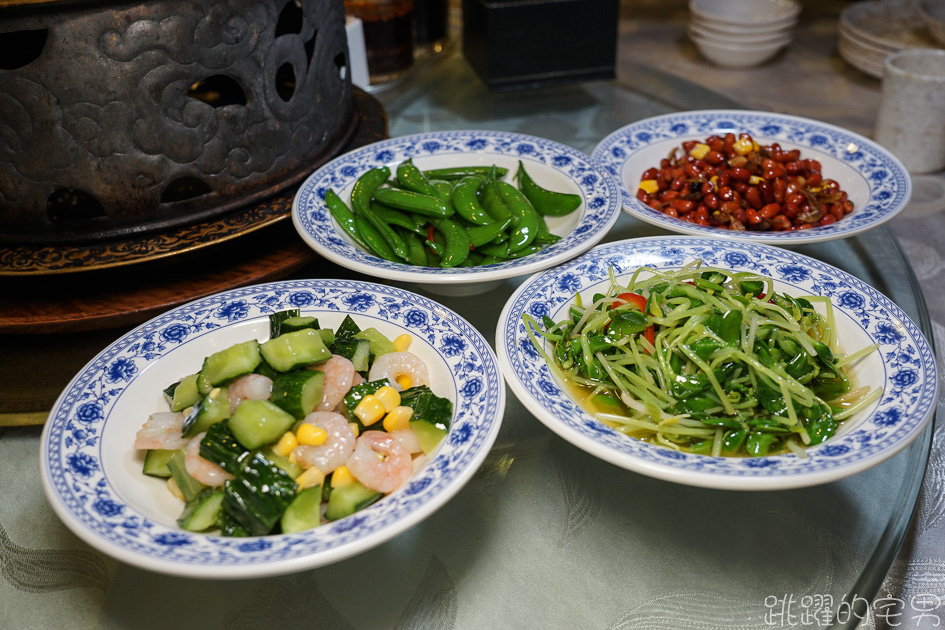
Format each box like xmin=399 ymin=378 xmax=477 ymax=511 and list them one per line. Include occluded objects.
xmin=614 ymin=292 xmax=655 ymax=348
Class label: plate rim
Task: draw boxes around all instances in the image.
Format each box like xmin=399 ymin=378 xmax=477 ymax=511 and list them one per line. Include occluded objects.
xmin=590 ymin=109 xmax=912 ymax=244
xmin=496 ymin=235 xmax=938 ymax=491
xmin=291 ymin=128 xmax=622 ymax=285
xmin=39 ymin=278 xmax=506 ymax=578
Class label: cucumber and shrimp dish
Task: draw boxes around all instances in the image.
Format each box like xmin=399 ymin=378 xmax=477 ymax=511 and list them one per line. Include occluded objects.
xmin=133 ymin=311 xmax=452 ymax=536
xmin=524 ymin=262 xmax=881 ymax=458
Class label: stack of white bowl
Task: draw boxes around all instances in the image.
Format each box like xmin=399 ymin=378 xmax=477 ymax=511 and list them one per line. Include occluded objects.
xmin=688 ymin=0 xmax=801 ymax=68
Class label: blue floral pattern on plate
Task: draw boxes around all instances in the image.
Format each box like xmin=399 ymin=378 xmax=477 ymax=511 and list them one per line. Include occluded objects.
xmin=40 ymin=280 xmax=505 ymax=578
xmin=496 ymin=236 xmax=937 ymax=490
xmin=292 ymin=130 xmax=621 ymax=284
xmin=591 ymin=110 xmax=911 ymax=244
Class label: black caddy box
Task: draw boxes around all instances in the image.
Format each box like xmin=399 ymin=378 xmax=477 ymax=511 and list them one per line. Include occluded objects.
xmin=461 ymin=0 xmax=619 ymax=91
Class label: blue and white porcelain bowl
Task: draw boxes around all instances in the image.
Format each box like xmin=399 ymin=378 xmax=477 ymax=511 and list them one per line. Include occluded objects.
xmin=293 ymin=130 xmax=622 ymax=296
xmin=591 ymin=110 xmax=911 ymax=244
xmin=497 ymin=236 xmax=937 ymax=490
xmin=40 ymin=280 xmax=505 ymax=578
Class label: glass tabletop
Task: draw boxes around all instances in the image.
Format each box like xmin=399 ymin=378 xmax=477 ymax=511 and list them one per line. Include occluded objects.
xmin=0 ymin=51 xmax=933 ymax=629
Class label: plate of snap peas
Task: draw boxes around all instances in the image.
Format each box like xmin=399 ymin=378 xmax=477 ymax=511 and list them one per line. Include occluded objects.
xmin=292 ymin=130 xmax=622 ymax=295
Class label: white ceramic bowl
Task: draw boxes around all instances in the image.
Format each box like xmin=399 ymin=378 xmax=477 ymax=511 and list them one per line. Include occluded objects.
xmin=690 ymin=0 xmax=800 ymax=27
xmin=497 ymin=237 xmax=937 ymax=491
xmin=590 ymin=110 xmax=912 ymax=244
xmin=690 ymin=13 xmax=797 ymax=35
xmin=292 ymin=130 xmax=622 ymax=297
xmin=689 ymin=20 xmax=794 ymax=45
xmin=40 ymin=279 xmax=506 ymax=578
xmin=690 ymin=29 xmax=791 ymax=67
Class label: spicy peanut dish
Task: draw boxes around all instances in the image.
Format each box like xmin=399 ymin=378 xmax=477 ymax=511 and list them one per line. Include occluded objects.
xmin=133 ymin=311 xmax=451 ymax=536
xmin=524 ymin=263 xmax=881 ymax=458
xmin=636 ymin=133 xmax=854 ymax=232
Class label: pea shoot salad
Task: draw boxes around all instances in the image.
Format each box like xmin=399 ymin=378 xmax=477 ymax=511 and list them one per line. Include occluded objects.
xmin=133 ymin=311 xmax=452 ymax=537
xmin=523 ymin=262 xmax=881 ymax=457
xmin=324 ymin=159 xmax=581 ymax=268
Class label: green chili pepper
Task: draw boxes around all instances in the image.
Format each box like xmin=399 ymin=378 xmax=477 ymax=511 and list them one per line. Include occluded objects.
xmin=450 ymin=176 xmax=493 ymax=225
xmin=422 ymin=166 xmax=508 ymax=180
xmin=718 ymin=309 xmax=743 ymax=346
xmin=430 ymin=217 xmax=470 ymax=268
xmin=323 ymin=188 xmax=366 ymax=249
xmin=515 ymin=160 xmax=582 ymax=216
xmin=721 ymin=428 xmax=748 ymax=453
xmin=396 ymin=158 xmax=439 ymax=196
xmin=496 ymin=181 xmax=540 ymax=252
xmin=373 ymin=188 xmax=453 ymax=218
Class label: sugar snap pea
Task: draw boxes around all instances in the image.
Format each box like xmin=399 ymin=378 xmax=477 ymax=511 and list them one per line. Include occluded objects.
xmin=516 ymin=161 xmax=582 ymax=216
xmin=422 ymin=166 xmax=509 ymax=180
xmin=324 ymin=188 xmax=367 ymax=249
xmin=466 ymin=217 xmax=512 ymax=248
xmin=355 ymin=216 xmax=398 ymax=261
xmin=480 ymin=167 xmax=513 ymax=223
xmin=496 ymin=181 xmax=540 ymax=252
xmin=351 ymin=166 xmax=391 ymax=216
xmin=450 ymin=176 xmax=492 ymax=226
xmin=430 ymin=217 xmax=470 ymax=268
xmin=400 ymin=229 xmax=429 ymax=266
xmin=370 ymin=201 xmax=425 ymax=234
xmin=373 ymin=188 xmax=453 ymax=218
xmin=396 ymin=158 xmax=439 ymax=197
xmin=433 ymin=180 xmax=453 ymax=204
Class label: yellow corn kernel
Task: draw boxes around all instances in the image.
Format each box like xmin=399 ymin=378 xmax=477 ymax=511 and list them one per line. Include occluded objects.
xmin=393 ymin=334 xmax=413 ymax=352
xmin=689 ymin=142 xmax=711 ymax=160
xmin=294 ymin=466 xmax=325 ymax=490
xmin=382 ymin=406 xmax=414 ymax=432
xmin=331 ymin=464 xmax=355 ymax=487
xmin=354 ymin=394 xmax=386 ymax=426
xmin=748 ymin=175 xmax=765 ymax=185
xmin=375 ymin=385 xmax=401 ymax=412
xmin=733 ymin=138 xmax=754 ymax=156
xmin=638 ymin=179 xmax=660 ymax=194
xmin=297 ymin=423 xmax=328 ymax=446
xmin=395 ymin=374 xmax=412 ymax=390
xmin=349 ymin=422 xmax=360 ymax=437
xmin=272 ymin=431 xmax=299 ymax=457
xmin=167 ymin=477 xmax=184 ymax=501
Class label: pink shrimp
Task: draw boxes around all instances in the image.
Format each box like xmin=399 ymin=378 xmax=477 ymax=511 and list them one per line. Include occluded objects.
xmin=227 ymin=373 xmax=273 ymax=413
xmin=291 ymin=411 xmax=356 ymax=473
xmin=185 ymin=432 xmax=233 ymax=487
xmin=345 ymin=431 xmax=412 ymax=494
xmin=311 ymin=355 xmax=355 ymax=411
xmin=134 ymin=412 xmax=189 ymax=450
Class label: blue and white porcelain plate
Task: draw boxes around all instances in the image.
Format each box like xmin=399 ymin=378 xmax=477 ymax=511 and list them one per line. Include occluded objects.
xmin=292 ymin=130 xmax=621 ymax=292
xmin=591 ymin=110 xmax=912 ymax=244
xmin=40 ymin=280 xmax=505 ymax=578
xmin=497 ymin=237 xmax=936 ymax=490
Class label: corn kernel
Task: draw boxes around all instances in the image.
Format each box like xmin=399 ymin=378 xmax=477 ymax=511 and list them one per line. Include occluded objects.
xmin=354 ymin=394 xmax=386 ymax=426
xmin=272 ymin=431 xmax=299 ymax=457
xmin=297 ymin=423 xmax=328 ymax=446
xmin=733 ymin=138 xmax=754 ymax=156
xmin=331 ymin=464 xmax=355 ymax=487
xmin=295 ymin=466 xmax=325 ymax=490
xmin=375 ymin=385 xmax=401 ymax=412
xmin=383 ymin=406 xmax=414 ymax=432
xmin=689 ymin=142 xmax=711 ymax=160
xmin=638 ymin=179 xmax=660 ymax=194
xmin=393 ymin=334 xmax=413 ymax=352
xmin=167 ymin=477 xmax=184 ymax=501
xmin=349 ymin=422 xmax=360 ymax=437
xmin=395 ymin=374 xmax=412 ymax=390
xmin=748 ymin=175 xmax=765 ymax=185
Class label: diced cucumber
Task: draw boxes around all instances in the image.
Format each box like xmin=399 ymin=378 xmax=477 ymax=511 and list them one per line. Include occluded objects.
xmin=409 ymin=419 xmax=448 ymax=455
xmin=199 ymin=421 xmax=249 ymax=475
xmin=317 ymin=328 xmax=335 ymax=346
xmin=324 ymin=480 xmax=382 ymax=521
xmin=229 ymin=399 xmax=296 ymax=449
xmin=166 ymin=373 xmax=212 ymax=412
xmin=219 ymin=510 xmax=250 ymax=537
xmin=201 ymin=340 xmax=262 ymax=386
xmin=260 ymin=329 xmax=332 ymax=372
xmin=167 ymin=449 xmax=207 ymax=502
xmin=259 ymin=446 xmax=304 ymax=479
xmin=223 ymin=453 xmax=298 ymax=536
xmin=330 ymin=337 xmax=371 ymax=373
xmin=269 ymin=309 xmax=301 ymax=337
xmin=181 ymin=386 xmax=231 ymax=437
xmin=400 ymin=385 xmax=453 ymax=430
xmin=280 ymin=316 xmax=320 ymax=334
xmin=280 ymin=485 xmax=323 ymax=534
xmin=177 ymin=489 xmax=225 ymax=532
xmin=270 ymin=370 xmax=325 ymax=419
xmin=142 ymin=449 xmax=176 ymax=478
xmin=335 ymin=314 xmax=361 ymax=338
xmin=353 ymin=327 xmax=395 ymax=358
